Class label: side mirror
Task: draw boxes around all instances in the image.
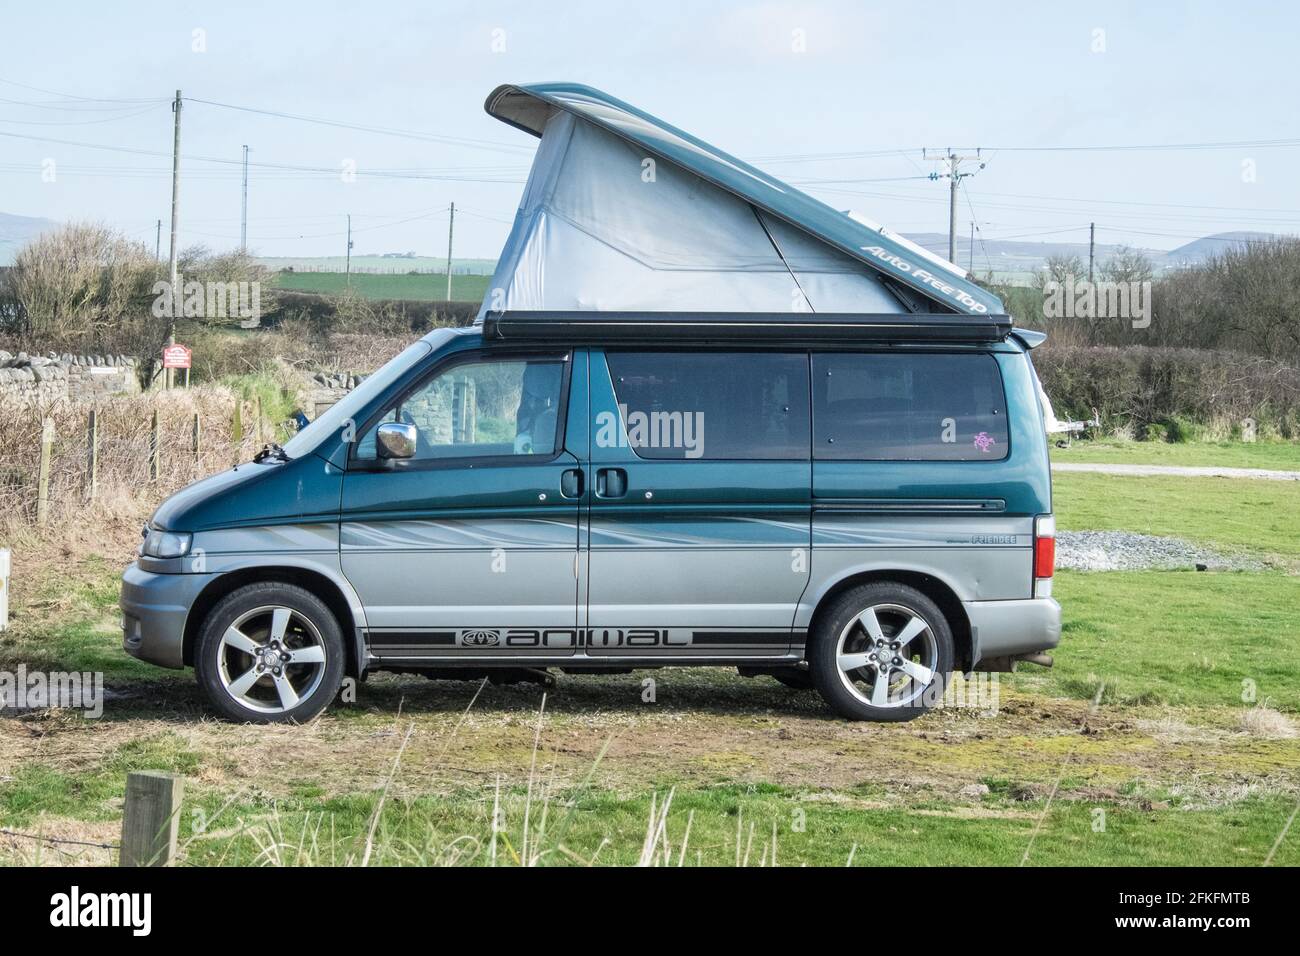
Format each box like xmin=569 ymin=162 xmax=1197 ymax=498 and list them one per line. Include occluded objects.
xmin=376 ymin=422 xmax=417 ymax=461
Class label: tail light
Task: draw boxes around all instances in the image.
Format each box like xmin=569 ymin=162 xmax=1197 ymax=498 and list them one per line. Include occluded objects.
xmin=1033 ymin=514 xmax=1055 ymax=598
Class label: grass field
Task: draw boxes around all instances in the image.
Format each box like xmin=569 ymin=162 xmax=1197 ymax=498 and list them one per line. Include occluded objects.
xmin=1053 ymin=439 xmax=1300 ymax=471
xmin=1052 ymin=472 xmax=1300 ymax=560
xmin=2 ymin=441 xmax=1298 ymax=866
xmin=273 ymin=270 xmax=491 ymax=303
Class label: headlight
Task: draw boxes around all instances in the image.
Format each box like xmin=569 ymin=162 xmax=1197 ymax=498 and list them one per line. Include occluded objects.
xmin=140 ymin=528 xmax=192 ymax=559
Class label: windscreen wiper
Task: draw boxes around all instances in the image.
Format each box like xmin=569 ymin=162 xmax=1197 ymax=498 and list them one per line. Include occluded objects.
xmin=253 ymin=442 xmax=290 ymax=463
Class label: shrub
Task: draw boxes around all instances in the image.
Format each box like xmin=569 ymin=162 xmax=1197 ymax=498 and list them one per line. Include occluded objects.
xmin=1033 ymin=344 xmax=1300 ymax=437
xmin=0 ymin=223 xmax=156 ymax=337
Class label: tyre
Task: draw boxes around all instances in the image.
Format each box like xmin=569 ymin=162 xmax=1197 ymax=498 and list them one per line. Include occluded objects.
xmin=808 ymin=582 xmax=953 ymax=722
xmin=194 ymin=582 xmax=346 ymax=724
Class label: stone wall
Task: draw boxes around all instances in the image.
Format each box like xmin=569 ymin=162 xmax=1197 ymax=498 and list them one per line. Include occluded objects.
xmin=0 ymin=351 xmax=141 ymax=406
xmin=305 ymin=371 xmax=363 ymax=417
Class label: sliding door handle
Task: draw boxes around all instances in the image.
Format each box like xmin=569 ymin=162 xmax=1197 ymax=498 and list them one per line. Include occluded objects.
xmin=595 ymin=467 xmax=628 ymax=499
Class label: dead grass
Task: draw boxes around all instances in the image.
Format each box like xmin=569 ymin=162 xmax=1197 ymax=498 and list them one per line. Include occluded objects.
xmin=1239 ymin=704 xmax=1299 ymax=739
xmin=0 ymin=384 xmax=276 ymax=544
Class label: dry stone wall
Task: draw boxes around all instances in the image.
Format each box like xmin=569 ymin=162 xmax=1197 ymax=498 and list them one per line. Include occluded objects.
xmin=0 ymin=351 xmax=142 ymax=406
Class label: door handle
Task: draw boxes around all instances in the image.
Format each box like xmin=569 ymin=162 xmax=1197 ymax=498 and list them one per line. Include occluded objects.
xmin=595 ymin=467 xmax=628 ymax=499
xmin=560 ymin=468 xmax=584 ymax=499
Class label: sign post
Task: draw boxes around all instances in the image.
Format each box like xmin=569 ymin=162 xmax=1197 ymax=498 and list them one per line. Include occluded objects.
xmin=162 ymin=344 xmax=192 ymax=388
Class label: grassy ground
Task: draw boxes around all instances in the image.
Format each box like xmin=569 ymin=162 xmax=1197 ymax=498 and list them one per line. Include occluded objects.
xmin=1052 ymin=439 xmax=1300 ymax=470
xmin=272 ymin=270 xmax=490 ymax=303
xmin=1 ymin=444 xmax=1298 ymax=866
xmin=1053 ymin=472 xmax=1300 ymax=560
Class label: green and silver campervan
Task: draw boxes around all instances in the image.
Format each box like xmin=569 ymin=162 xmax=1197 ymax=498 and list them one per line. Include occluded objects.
xmin=122 ymin=84 xmax=1059 ymax=723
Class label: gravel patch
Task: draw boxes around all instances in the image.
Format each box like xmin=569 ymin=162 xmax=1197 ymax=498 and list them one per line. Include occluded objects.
xmin=1056 ymin=530 xmax=1264 ymax=572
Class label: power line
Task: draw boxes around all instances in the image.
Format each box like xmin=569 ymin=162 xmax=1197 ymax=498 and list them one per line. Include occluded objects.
xmin=0 ymin=75 xmax=164 ymax=105
xmin=755 ymin=135 xmax=1300 ymax=162
xmin=0 ymin=103 xmax=165 ymax=125
xmin=0 ymin=130 xmax=528 ymax=182
xmin=183 ymin=96 xmax=533 ymax=154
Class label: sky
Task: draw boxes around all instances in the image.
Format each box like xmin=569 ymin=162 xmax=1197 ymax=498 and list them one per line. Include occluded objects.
xmin=1 ymin=0 xmax=1297 ymax=264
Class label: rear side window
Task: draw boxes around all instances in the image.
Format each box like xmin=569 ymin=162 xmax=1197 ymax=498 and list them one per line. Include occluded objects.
xmin=605 ymin=352 xmax=809 ymax=460
xmin=813 ymin=353 xmax=1008 ymax=461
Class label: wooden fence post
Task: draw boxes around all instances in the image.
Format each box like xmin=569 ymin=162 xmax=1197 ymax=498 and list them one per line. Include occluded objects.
xmin=119 ymin=771 xmax=183 ymax=867
xmin=36 ymin=417 xmax=53 ymax=525
xmin=0 ymin=548 xmax=9 ymax=633
xmin=255 ymin=395 xmax=264 ymax=448
xmin=86 ymin=408 xmax=99 ymax=501
xmin=149 ymin=409 xmax=160 ymax=482
xmin=192 ymin=413 xmax=202 ymax=463
xmin=232 ymin=401 xmax=244 ymax=466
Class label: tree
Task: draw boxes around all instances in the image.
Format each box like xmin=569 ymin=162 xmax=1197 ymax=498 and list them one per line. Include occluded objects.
xmin=1099 ymin=245 xmax=1155 ymax=284
xmin=1035 ymin=253 xmax=1087 ymax=291
xmin=0 ymin=223 xmax=154 ymax=336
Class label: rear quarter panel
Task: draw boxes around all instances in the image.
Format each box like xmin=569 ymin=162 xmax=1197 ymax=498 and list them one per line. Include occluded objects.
xmin=799 ymin=348 xmax=1050 ymax=626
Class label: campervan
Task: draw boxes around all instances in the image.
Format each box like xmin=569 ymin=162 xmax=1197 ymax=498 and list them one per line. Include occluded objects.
xmin=122 ymin=84 xmax=1059 ymax=723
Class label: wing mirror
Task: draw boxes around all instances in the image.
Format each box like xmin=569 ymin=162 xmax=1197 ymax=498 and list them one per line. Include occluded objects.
xmin=376 ymin=422 xmax=417 ymax=461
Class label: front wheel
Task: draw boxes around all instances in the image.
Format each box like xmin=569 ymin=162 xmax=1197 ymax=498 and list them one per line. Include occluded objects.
xmin=808 ymin=583 xmax=953 ymax=722
xmin=195 ymin=582 xmax=345 ymax=724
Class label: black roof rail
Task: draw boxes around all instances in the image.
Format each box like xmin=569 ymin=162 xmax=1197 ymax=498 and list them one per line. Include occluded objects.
xmin=480 ymin=311 xmax=1013 ymax=345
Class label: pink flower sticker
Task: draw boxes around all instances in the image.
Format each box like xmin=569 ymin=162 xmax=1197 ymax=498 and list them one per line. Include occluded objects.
xmin=973 ymin=431 xmax=995 ymax=453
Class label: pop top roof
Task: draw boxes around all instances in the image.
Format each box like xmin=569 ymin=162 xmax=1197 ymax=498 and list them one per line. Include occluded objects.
xmin=485 ymin=82 xmax=1005 ymax=317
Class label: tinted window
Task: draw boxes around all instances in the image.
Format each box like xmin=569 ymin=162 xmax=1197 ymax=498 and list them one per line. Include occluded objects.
xmin=813 ymin=353 xmax=1008 ymax=460
xmin=605 ymin=352 xmax=809 ymax=460
xmin=356 ymin=357 xmax=566 ymax=461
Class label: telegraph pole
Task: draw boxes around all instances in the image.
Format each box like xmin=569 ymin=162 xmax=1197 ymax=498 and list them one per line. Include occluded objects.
xmin=968 ymin=221 xmax=975 ymax=272
xmin=924 ymin=148 xmax=984 ymax=265
xmin=155 ymin=219 xmax=161 ymax=261
xmin=445 ymin=202 xmax=455 ymax=302
xmin=240 ymin=145 xmax=249 ymax=253
xmin=345 ymin=214 xmax=353 ymax=283
xmin=166 ymin=90 xmax=182 ymax=387
xmin=1088 ymin=222 xmax=1096 ymax=282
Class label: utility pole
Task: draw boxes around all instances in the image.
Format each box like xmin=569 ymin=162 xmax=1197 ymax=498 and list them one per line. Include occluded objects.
xmin=345 ymin=214 xmax=353 ymax=283
xmin=166 ymin=89 xmax=182 ymax=388
xmin=923 ymin=148 xmax=984 ymax=265
xmin=1088 ymin=222 xmax=1096 ymax=282
xmin=968 ymin=221 xmax=975 ymax=273
xmin=445 ymin=202 xmax=455 ymax=302
xmin=240 ymin=145 xmax=249 ymax=253
xmin=155 ymin=219 xmax=161 ymax=261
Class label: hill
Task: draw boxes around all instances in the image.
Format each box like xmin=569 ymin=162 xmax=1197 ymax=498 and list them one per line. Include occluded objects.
xmin=0 ymin=212 xmax=58 ymax=265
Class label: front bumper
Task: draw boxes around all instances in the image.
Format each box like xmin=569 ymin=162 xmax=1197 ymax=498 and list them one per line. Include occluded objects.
xmin=964 ymin=597 xmax=1061 ymax=666
xmin=120 ymin=562 xmax=214 ymax=669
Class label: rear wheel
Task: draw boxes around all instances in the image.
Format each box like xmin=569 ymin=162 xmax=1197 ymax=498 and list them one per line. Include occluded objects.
xmin=195 ymin=582 xmax=345 ymax=724
xmin=808 ymin=582 xmax=953 ymax=722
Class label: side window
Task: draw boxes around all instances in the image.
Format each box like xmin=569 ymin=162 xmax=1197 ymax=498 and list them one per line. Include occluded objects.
xmin=604 ymin=352 xmax=809 ymax=460
xmin=813 ymin=353 xmax=1008 ymax=461
xmin=356 ymin=356 xmax=566 ymax=461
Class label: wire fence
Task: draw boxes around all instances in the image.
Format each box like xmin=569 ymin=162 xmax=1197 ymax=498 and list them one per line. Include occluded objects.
xmin=0 ymin=387 xmax=281 ymax=532
xmin=0 ymin=827 xmax=119 ymax=850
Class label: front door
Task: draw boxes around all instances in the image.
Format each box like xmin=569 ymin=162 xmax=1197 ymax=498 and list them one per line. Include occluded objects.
xmin=340 ymin=350 xmax=584 ymax=663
